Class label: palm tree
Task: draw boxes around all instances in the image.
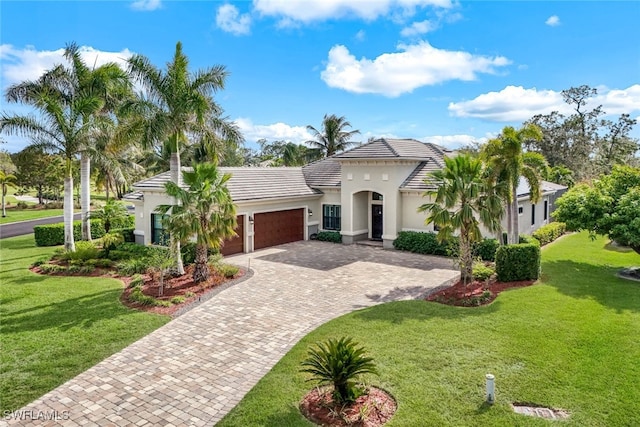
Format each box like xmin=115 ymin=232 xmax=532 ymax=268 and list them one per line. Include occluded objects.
xmin=481 ymin=125 xmax=548 ymax=244
xmin=0 ymin=171 xmax=18 ymax=217
xmin=306 ymin=114 xmax=360 ymax=157
xmin=126 ymin=41 xmax=242 ymax=274
xmin=1 ymin=65 xmax=103 ymax=251
xmin=418 ymin=154 xmax=505 ymax=283
xmin=63 ymin=43 xmax=132 ymax=241
xmin=156 ymin=163 xmax=237 ymax=283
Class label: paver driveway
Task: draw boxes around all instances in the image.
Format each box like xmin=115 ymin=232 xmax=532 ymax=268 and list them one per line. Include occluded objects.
xmin=5 ymin=242 xmax=458 ymax=426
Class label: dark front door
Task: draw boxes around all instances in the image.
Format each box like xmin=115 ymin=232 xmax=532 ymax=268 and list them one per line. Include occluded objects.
xmin=372 ymin=205 xmax=383 ymax=240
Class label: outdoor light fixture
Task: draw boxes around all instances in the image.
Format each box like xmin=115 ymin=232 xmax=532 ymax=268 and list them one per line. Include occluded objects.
xmin=249 ymin=216 xmax=254 ymax=225
xmin=308 ymin=209 xmax=313 ymax=217
xmin=486 ymin=374 xmax=495 ymax=404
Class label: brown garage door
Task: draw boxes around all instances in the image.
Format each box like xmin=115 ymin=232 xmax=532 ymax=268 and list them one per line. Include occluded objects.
xmin=221 ymin=215 xmax=244 ymax=256
xmin=254 ymin=209 xmax=304 ymax=250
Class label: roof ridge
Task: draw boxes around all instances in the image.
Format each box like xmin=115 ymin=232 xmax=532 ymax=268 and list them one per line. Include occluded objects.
xmin=381 ymin=138 xmax=400 ymax=157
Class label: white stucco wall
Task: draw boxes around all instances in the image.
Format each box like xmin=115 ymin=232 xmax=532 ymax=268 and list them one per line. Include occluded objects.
xmin=400 ymin=191 xmax=434 ymax=232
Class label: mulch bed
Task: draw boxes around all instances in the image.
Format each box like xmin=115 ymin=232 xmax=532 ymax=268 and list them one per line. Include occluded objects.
xmin=427 ymin=278 xmax=536 ymax=307
xmin=31 ymin=263 xmax=244 ymax=317
xmin=300 ymin=386 xmax=397 ymax=427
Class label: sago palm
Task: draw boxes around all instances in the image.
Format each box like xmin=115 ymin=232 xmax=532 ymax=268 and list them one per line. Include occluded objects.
xmin=155 ymin=163 xmax=237 ymax=283
xmin=418 ymin=154 xmax=505 ymax=283
xmin=481 ymin=125 xmax=548 ymax=244
xmin=306 ymin=114 xmax=360 ymax=157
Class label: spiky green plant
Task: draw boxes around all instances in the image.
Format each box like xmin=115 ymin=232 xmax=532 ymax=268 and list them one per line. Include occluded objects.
xmin=300 ymin=337 xmax=377 ymax=404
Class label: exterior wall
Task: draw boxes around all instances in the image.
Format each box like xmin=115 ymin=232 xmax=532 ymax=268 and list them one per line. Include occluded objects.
xmin=400 ymin=191 xmax=434 ymax=232
xmin=316 ymin=188 xmax=340 ymax=232
xmin=134 ymin=189 xmax=320 ymax=253
xmin=517 ymin=193 xmax=552 ymax=236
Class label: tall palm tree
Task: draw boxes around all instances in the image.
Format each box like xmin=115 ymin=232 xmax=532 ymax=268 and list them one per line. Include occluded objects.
xmin=0 ymin=171 xmax=18 ymax=217
xmin=1 ymin=65 xmax=102 ymax=251
xmin=63 ymin=43 xmax=132 ymax=241
xmin=126 ymin=41 xmax=242 ymax=274
xmin=418 ymin=154 xmax=505 ymax=283
xmin=306 ymin=114 xmax=360 ymax=157
xmin=156 ymin=163 xmax=237 ymax=283
xmin=481 ymin=125 xmax=548 ymax=244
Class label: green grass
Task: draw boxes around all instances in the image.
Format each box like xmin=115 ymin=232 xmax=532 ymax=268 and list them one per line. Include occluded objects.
xmin=219 ymin=232 xmax=640 ymax=427
xmin=0 ymin=235 xmax=169 ymax=412
xmin=0 ymin=209 xmax=66 ymax=224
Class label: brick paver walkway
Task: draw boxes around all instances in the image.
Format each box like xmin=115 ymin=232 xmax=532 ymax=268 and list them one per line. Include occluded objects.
xmin=4 ymin=242 xmax=458 ymax=426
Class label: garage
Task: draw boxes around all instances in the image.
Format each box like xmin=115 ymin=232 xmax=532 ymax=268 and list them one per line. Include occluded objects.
xmin=254 ymin=208 xmax=304 ymax=250
xmin=221 ymin=215 xmax=245 ymax=256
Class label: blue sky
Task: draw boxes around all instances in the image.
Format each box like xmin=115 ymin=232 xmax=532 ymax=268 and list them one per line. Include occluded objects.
xmin=2 ymin=1 xmax=639 ymax=153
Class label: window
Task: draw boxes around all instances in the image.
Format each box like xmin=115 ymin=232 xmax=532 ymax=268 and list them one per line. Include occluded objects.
xmin=323 ymin=205 xmax=341 ymax=231
xmin=151 ymin=213 xmax=170 ymax=246
xmin=531 ymin=204 xmax=536 ymax=225
xmin=544 ymin=200 xmax=549 ymax=221
xmin=372 ymin=192 xmax=383 ymax=201
xmin=518 ymin=205 xmax=524 ymax=215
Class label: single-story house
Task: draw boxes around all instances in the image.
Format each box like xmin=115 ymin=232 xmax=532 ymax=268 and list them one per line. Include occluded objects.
xmin=125 ymin=138 xmax=567 ymax=254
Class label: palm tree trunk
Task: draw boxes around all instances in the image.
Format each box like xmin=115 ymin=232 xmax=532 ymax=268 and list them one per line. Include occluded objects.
xmin=192 ymin=243 xmax=209 ymax=283
xmin=169 ymin=149 xmax=185 ymax=275
xmin=510 ymin=185 xmax=519 ymax=244
xmin=1 ymin=186 xmax=6 ymax=217
xmin=64 ymin=172 xmax=76 ymax=252
xmin=80 ymin=152 xmax=91 ymax=241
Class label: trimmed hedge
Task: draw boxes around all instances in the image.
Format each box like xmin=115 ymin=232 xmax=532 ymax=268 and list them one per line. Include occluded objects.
xmin=532 ymin=222 xmax=566 ymax=246
xmin=519 ymin=234 xmax=540 ymax=246
xmin=394 ymin=231 xmax=499 ymax=261
xmin=316 ymin=231 xmax=342 ymax=244
xmin=34 ymin=219 xmax=106 ymax=246
xmin=495 ymin=243 xmax=541 ymax=282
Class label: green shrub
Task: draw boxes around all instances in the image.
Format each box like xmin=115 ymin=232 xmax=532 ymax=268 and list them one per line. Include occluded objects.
xmin=39 ymin=263 xmax=66 ymax=274
xmin=34 ymin=219 xmax=106 ymax=246
xmin=128 ymin=287 xmax=156 ymax=306
xmin=185 ymin=291 xmax=196 ymax=298
xmin=532 ymin=222 xmax=566 ymax=246
xmin=95 ymin=259 xmax=114 ymax=268
xmin=472 ymin=238 xmax=500 ymax=262
xmin=495 ymin=243 xmax=541 ymax=282
xmin=207 ymin=253 xmax=223 ymax=266
xmin=316 ymin=231 xmax=342 ymax=243
xmin=154 ymin=300 xmax=172 ymax=307
xmin=116 ymin=258 xmax=149 ymax=276
xmin=16 ymin=201 xmax=29 ymax=209
xmin=30 ymin=256 xmax=49 ymax=268
xmin=300 ymin=337 xmax=378 ymax=404
xmin=217 ymin=263 xmax=239 ymax=278
xmin=181 ymin=242 xmax=197 ymax=265
xmin=129 ymin=274 xmax=144 ymax=288
xmin=170 ymin=296 xmax=186 ymax=305
xmin=519 ymin=234 xmax=541 ymax=246
xmin=393 ymin=231 xmax=453 ymax=256
xmin=111 ymin=227 xmax=135 ymax=242
xmin=473 ymin=262 xmax=495 ymax=281
xmin=66 ymin=241 xmax=100 ymax=262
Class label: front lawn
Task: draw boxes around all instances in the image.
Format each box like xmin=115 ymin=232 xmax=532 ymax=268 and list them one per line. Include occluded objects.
xmin=0 ymin=235 xmax=169 ymax=412
xmin=219 ymin=232 xmax=640 ymax=426
xmin=0 ymin=208 xmax=66 ymax=224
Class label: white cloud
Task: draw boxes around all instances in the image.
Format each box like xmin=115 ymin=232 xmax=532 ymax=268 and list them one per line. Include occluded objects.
xmin=355 ymin=30 xmax=366 ymax=41
xmin=253 ymin=0 xmax=452 ymax=25
xmin=320 ymin=41 xmax=511 ymax=97
xmin=235 ymin=118 xmax=314 ymax=144
xmin=216 ymin=4 xmax=252 ymax=35
xmin=130 ymin=0 xmax=161 ymax=11
xmin=400 ymin=19 xmax=437 ymax=37
xmin=0 ymin=44 xmax=133 ymax=87
xmin=421 ymin=134 xmax=488 ymax=149
xmin=545 ymin=15 xmax=561 ymax=26
xmin=448 ymin=85 xmax=640 ymax=122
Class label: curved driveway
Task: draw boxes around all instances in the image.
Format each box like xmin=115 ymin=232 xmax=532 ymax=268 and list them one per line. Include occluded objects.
xmin=6 ymin=241 xmax=458 ymax=426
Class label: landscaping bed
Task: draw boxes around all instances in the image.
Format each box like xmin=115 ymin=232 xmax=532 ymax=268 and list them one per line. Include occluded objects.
xmin=426 ymin=278 xmax=535 ymax=307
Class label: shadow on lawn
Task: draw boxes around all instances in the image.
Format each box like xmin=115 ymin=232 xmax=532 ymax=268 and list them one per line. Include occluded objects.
xmin=259 ymin=403 xmax=308 ymax=427
xmin=543 ymin=259 xmax=640 ymax=313
xmin=2 ymin=289 xmax=144 ymax=334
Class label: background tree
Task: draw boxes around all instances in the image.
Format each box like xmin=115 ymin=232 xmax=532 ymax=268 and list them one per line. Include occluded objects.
xmin=126 ymin=42 xmax=242 ymax=273
xmin=1 ymin=63 xmax=104 ymax=251
xmin=0 ymin=170 xmax=18 ymax=217
xmin=594 ymin=114 xmax=639 ymax=174
xmin=306 ymin=114 xmax=360 ymax=157
xmin=482 ymin=124 xmax=548 ymax=244
xmin=553 ymin=165 xmax=640 ymax=254
xmin=156 ymin=163 xmax=237 ymax=283
xmin=418 ymin=154 xmax=505 ymax=283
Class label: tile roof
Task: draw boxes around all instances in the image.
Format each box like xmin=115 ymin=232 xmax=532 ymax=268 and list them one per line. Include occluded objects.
xmin=334 ymin=138 xmax=449 ymax=160
xmin=302 ymin=157 xmax=341 ymax=187
xmin=133 ymin=167 xmax=321 ymax=202
xmin=399 ymin=160 xmax=444 ymax=191
xmin=516 ymin=177 xmax=568 ymax=197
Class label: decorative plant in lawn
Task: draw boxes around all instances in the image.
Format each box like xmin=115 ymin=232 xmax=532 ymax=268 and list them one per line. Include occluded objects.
xmin=156 ymin=162 xmax=237 ymax=283
xmin=300 ymin=337 xmax=378 ymax=404
xmin=418 ymin=154 xmax=505 ymax=284
xmin=147 ymin=246 xmax=174 ymax=297
xmin=90 ymin=200 xmax=130 ymax=233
